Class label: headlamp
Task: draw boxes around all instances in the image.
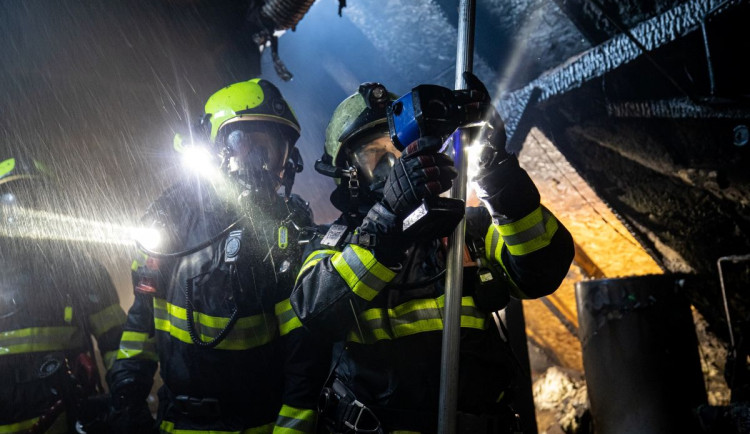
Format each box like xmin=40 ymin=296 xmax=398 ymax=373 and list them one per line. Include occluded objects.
xmin=174 ymin=133 xmax=221 ymax=179
xmin=132 ymin=227 xmax=163 ymax=251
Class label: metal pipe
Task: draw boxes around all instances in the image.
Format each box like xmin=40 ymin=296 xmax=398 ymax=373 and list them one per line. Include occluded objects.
xmin=717 ymin=254 xmax=750 ymax=354
xmin=438 ymin=0 xmax=475 ymax=432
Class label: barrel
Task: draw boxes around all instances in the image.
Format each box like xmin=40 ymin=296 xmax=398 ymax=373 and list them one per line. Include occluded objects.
xmin=575 ymin=274 xmax=707 ymax=434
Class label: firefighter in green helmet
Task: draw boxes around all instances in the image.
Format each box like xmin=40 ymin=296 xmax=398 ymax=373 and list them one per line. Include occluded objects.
xmin=288 ymin=80 xmax=575 ymax=433
xmin=107 ymin=78 xmax=329 ymax=433
xmin=0 ymin=155 xmax=126 ymax=433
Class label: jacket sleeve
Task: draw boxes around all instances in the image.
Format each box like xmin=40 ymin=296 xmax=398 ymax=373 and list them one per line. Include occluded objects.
xmin=288 ymin=231 xmax=398 ymax=341
xmin=273 ymin=291 xmax=332 ymax=433
xmin=272 ymin=211 xmax=333 ymax=433
xmin=467 ymin=203 xmax=574 ymax=300
xmin=105 ymin=256 xmax=159 ymax=403
xmin=83 ymin=259 xmax=127 ymax=372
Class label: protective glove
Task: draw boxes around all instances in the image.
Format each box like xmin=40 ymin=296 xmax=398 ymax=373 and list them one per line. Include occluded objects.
xmin=108 ymin=380 xmax=157 ymax=434
xmin=465 ymin=76 xmax=540 ymax=224
xmin=357 ymin=201 xmax=409 ymax=268
xmin=382 ymin=136 xmax=458 ymax=217
xmin=107 ymin=403 xmax=157 ymax=434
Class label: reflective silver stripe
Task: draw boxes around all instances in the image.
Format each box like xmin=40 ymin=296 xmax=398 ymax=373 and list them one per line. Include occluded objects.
xmin=152 ymin=298 xmax=277 ymax=350
xmin=117 ymin=331 xmax=158 ymax=361
xmin=274 ymin=405 xmax=316 ymax=433
xmin=331 ymin=245 xmax=396 ymax=301
xmin=494 ymin=206 xmax=558 ymax=256
xmin=486 ymin=224 xmax=502 ymax=264
xmin=102 ymin=350 xmax=119 ymax=369
xmin=0 ymin=326 xmax=85 ymax=356
xmin=347 ymin=296 xmax=487 ymax=344
xmin=89 ymin=303 xmax=126 ymax=337
xmin=501 ymin=211 xmax=549 ymax=246
xmin=295 ymin=249 xmax=338 ymax=282
xmin=275 ymin=299 xmax=303 ymax=336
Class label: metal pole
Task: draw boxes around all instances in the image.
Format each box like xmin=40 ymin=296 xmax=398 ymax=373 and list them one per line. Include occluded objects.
xmin=438 ymin=0 xmax=475 ymax=432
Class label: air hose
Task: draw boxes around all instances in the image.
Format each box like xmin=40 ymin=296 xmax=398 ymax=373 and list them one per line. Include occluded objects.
xmin=184 ymin=267 xmax=241 ymax=348
xmin=135 ymin=218 xmax=244 ymax=259
xmin=135 ymin=218 xmax=245 ymax=348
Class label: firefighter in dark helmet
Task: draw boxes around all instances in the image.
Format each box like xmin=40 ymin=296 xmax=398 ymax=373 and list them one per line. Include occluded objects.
xmin=0 ymin=155 xmax=126 ymax=433
xmin=288 ymin=80 xmax=575 ymax=433
xmin=107 ymin=78 xmax=329 ymax=433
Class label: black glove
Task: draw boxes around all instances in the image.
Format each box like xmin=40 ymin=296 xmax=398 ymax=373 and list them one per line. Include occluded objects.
xmin=382 ymin=136 xmax=458 ymax=217
xmin=108 ymin=380 xmax=157 ymax=434
xmin=461 ymin=72 xmax=540 ymax=224
xmin=357 ymin=202 xmax=409 ymax=267
xmin=107 ymin=402 xmax=157 ymax=434
xmin=473 ymin=153 xmax=540 ymax=224
xmin=75 ymin=395 xmax=112 ymax=434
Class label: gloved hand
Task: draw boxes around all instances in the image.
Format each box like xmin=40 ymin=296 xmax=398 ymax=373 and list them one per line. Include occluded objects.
xmin=107 ymin=402 xmax=157 ymax=434
xmin=472 ymin=131 xmax=540 ymax=224
xmin=462 ymin=73 xmax=540 ymax=224
xmin=108 ymin=380 xmax=157 ymax=434
xmin=382 ymin=136 xmax=458 ymax=217
xmin=357 ymin=201 xmax=410 ymax=267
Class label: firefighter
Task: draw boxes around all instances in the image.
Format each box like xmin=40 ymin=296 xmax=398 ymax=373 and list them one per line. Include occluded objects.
xmin=106 ymin=78 xmax=329 ymax=433
xmin=0 ymin=155 xmax=126 ymax=433
xmin=289 ymin=81 xmax=575 ymax=433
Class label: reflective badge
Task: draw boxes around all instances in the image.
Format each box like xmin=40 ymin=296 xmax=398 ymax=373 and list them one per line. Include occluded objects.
xmin=321 ymin=224 xmax=348 ymax=248
xmin=278 ymin=225 xmax=289 ymax=249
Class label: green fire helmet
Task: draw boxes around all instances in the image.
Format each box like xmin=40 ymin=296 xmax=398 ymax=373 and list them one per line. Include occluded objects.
xmin=0 ymin=156 xmax=50 ymax=187
xmin=203 ymin=78 xmax=301 ymax=144
xmin=1 ymin=155 xmax=54 ymax=214
xmin=323 ymin=82 xmax=398 ymax=173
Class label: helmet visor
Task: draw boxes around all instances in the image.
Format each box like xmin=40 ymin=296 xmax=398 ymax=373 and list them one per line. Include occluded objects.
xmin=223 ymin=122 xmax=292 ymax=179
xmin=343 ymin=129 xmax=402 ymax=187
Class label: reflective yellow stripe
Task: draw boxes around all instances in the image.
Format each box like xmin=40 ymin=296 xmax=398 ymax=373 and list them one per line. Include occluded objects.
xmin=131 ymin=252 xmax=148 ymax=271
xmin=346 ymin=295 xmax=487 ymax=344
xmin=506 ymin=214 xmax=558 ymax=255
xmin=160 ymin=420 xmax=274 ymax=433
xmin=496 ymin=206 xmax=543 ymax=236
xmin=295 ymin=249 xmax=338 ymax=282
xmin=331 ymin=245 xmax=396 ymax=301
xmin=64 ymin=306 xmax=73 ymax=324
xmin=117 ymin=331 xmax=158 ymax=361
xmin=89 ymin=303 xmax=126 ymax=337
xmin=275 ymin=299 xmax=303 ymax=336
xmin=0 ymin=416 xmax=39 ymax=433
xmin=0 ymin=326 xmax=83 ymax=356
xmin=493 ymin=206 xmax=558 ymax=256
xmin=0 ymin=412 xmax=67 ymax=434
xmin=121 ymin=330 xmax=153 ymax=341
xmin=102 ymin=349 xmax=119 ymax=370
xmin=484 ymin=225 xmax=520 ymax=293
xmin=273 ymin=405 xmax=316 ymax=433
xmin=153 ymin=298 xmax=277 ymax=350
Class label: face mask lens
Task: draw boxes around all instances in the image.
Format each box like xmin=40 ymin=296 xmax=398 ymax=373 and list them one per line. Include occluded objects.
xmin=224 ymin=124 xmax=289 ymax=177
xmin=345 ymin=131 xmax=401 ymax=186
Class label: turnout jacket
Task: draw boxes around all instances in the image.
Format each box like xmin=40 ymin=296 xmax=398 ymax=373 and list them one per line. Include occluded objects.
xmin=290 ymin=198 xmax=574 ymax=432
xmin=107 ymin=178 xmax=329 ymax=433
xmin=0 ymin=240 xmax=125 ymax=434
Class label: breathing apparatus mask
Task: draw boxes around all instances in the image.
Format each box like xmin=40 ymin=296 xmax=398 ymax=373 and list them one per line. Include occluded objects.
xmin=219 ymin=121 xmax=296 ymax=193
xmin=316 ymin=82 xmax=401 ymax=213
xmin=340 ymin=127 xmax=402 ymax=197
